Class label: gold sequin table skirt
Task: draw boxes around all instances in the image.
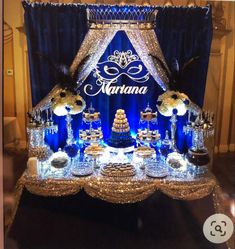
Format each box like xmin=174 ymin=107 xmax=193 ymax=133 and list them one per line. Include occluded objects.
xmin=8 ymin=170 xmax=234 ymax=249
xmin=18 ymin=170 xmax=216 ymax=203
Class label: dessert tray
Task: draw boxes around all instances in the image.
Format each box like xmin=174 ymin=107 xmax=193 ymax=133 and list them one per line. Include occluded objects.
xmin=84 ymin=144 xmax=105 ymax=156
xmin=101 ymin=163 xmax=136 ymax=177
xmin=134 ymin=146 xmax=155 ymax=158
xmin=145 ymin=166 xmax=168 ymax=178
xmin=71 ymin=163 xmax=93 ymax=176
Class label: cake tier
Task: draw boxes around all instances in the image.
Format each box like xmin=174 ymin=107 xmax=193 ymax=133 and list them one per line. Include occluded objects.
xmin=116 ymin=109 xmax=125 ymax=114
xmin=79 ymin=129 xmax=103 ymax=141
xmin=137 ymin=129 xmax=160 ymax=141
xmin=113 ymin=124 xmax=128 ymax=129
xmin=108 ymin=131 xmax=134 ymax=148
xmin=113 ymin=118 xmax=128 ymax=124
xmin=115 ymin=113 xmax=126 ymax=119
xmin=113 ymin=122 xmax=129 ymax=127
xmin=112 ymin=127 xmax=130 ymax=132
xmin=101 ymin=163 xmax=136 ymax=177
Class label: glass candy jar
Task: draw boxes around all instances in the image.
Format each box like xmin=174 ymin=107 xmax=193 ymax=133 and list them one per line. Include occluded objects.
xmin=27 ymin=125 xmax=53 ymax=162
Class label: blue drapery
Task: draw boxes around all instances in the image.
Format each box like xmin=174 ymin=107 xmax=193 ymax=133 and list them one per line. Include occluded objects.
xmin=23 ymin=2 xmax=212 ymax=152
xmin=23 ymin=2 xmax=88 ymax=151
xmin=81 ymin=31 xmax=165 ymax=140
xmin=23 ymin=2 xmax=88 ymax=105
xmin=155 ymin=7 xmax=212 ymax=106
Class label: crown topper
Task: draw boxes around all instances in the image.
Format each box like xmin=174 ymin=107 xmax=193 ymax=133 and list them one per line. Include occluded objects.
xmin=87 ymin=5 xmax=158 ymax=25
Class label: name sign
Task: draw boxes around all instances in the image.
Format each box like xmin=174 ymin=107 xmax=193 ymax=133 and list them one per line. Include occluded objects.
xmin=83 ymin=50 xmax=150 ymax=96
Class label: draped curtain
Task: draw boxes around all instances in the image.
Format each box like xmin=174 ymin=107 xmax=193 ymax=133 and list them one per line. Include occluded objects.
xmin=23 ymin=2 xmax=88 ymax=150
xmin=155 ymin=6 xmax=212 ymax=106
xmin=23 ymin=1 xmax=88 ymax=105
xmin=23 ymin=1 xmax=212 ymax=152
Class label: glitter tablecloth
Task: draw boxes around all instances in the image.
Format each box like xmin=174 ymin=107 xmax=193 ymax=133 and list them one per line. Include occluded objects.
xmin=8 ymin=169 xmax=234 ymax=249
xmin=19 ymin=168 xmax=216 ymax=203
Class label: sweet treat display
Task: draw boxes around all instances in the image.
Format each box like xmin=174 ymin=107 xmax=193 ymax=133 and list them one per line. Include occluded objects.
xmin=166 ymin=152 xmax=187 ymax=170
xmin=50 ymin=150 xmax=69 ymax=168
xmin=84 ymin=144 xmax=105 ymax=169
xmin=27 ymin=123 xmax=55 ymax=162
xmin=108 ymin=109 xmax=134 ymax=148
xmin=71 ymin=162 xmax=93 ymax=176
xmin=29 ymin=146 xmax=52 ymax=162
xmin=80 ymin=104 xmax=103 ymax=144
xmin=134 ymin=146 xmax=155 ymax=158
xmin=137 ymin=105 xmax=160 ymax=145
xmin=82 ymin=103 xmax=100 ymax=122
xmin=79 ymin=129 xmax=103 ymax=143
xmin=21 ymin=3 xmax=217 ymax=206
xmin=84 ymin=143 xmax=105 ymax=156
xmin=83 ymin=111 xmax=100 ymax=122
xmin=51 ymin=157 xmax=68 ymax=169
xmin=101 ymin=163 xmax=136 ymax=177
xmin=140 ymin=109 xmax=157 ymax=121
xmin=137 ymin=129 xmax=160 ymax=143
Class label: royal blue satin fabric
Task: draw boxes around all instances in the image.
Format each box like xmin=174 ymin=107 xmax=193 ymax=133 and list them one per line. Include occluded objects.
xmin=23 ymin=2 xmax=212 ymax=152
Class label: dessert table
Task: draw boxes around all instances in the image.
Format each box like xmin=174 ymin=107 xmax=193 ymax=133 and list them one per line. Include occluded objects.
xmin=11 ymin=3 xmax=232 ymax=249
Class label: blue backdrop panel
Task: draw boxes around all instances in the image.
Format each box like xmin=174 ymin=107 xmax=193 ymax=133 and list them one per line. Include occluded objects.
xmin=81 ymin=31 xmax=164 ymax=139
xmin=23 ymin=2 xmax=212 ymax=152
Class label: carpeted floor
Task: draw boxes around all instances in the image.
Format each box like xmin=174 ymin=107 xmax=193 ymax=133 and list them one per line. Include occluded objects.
xmin=3 ymin=150 xmax=235 ymax=249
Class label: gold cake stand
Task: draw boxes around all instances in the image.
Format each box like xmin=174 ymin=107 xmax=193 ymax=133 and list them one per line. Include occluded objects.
xmin=84 ymin=144 xmax=105 ymax=169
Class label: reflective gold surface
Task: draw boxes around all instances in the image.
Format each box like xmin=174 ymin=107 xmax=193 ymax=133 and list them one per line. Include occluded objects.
xmin=8 ymin=169 xmax=232 ymax=248
xmin=20 ymin=169 xmax=216 ymax=203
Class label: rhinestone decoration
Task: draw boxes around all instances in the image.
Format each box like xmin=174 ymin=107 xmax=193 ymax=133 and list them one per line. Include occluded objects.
xmin=70 ymin=25 xmax=169 ymax=91
xmin=18 ymin=165 xmax=216 ymax=204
